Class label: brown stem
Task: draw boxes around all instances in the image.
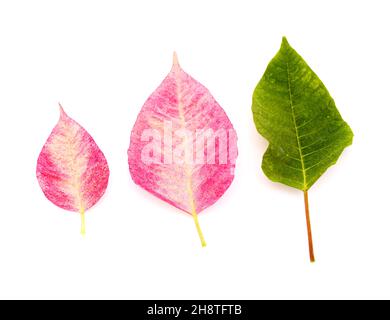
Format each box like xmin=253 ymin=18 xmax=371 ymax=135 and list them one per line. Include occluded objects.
xmin=304 ymin=190 xmax=315 ymax=263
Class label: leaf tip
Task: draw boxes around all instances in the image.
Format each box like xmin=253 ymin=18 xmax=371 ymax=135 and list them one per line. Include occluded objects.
xmin=281 ymin=36 xmax=290 ymax=49
xmin=172 ymin=51 xmax=180 ymax=70
xmin=58 ymin=102 xmax=67 ymax=119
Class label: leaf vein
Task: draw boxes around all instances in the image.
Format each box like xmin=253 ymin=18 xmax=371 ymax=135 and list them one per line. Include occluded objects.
xmin=286 ymin=62 xmax=307 ymax=189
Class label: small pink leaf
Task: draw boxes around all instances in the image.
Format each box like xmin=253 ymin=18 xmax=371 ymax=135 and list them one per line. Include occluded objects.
xmin=36 ymin=105 xmax=109 ymax=234
xmin=128 ymin=53 xmax=238 ymax=246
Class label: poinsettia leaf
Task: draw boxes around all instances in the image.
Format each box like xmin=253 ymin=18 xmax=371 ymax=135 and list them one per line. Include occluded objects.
xmin=36 ymin=105 xmax=109 ymax=234
xmin=128 ymin=53 xmax=238 ymax=247
xmin=252 ymin=37 xmax=353 ymax=262
xmin=252 ymin=37 xmax=353 ymax=191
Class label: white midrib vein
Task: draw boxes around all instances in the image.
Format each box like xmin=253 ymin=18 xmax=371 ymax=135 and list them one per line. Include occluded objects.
xmin=174 ymin=65 xmax=206 ymax=247
xmin=67 ymin=133 xmax=86 ymax=234
xmin=176 ymin=78 xmax=197 ymax=214
xmin=286 ymin=62 xmax=308 ymax=190
xmin=57 ymin=128 xmax=85 ymax=235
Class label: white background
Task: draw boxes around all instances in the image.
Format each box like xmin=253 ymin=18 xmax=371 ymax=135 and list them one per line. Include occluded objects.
xmin=0 ymin=0 xmax=389 ymax=300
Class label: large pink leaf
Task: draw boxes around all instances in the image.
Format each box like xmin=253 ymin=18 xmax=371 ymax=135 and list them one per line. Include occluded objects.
xmin=128 ymin=53 xmax=238 ymax=246
xmin=37 ymin=105 xmax=109 ymax=234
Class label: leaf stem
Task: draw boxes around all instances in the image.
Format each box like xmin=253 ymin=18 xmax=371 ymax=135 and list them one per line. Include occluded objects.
xmin=304 ymin=190 xmax=315 ymax=263
xmin=80 ymin=208 xmax=86 ymax=236
xmin=191 ymin=210 xmax=206 ymax=247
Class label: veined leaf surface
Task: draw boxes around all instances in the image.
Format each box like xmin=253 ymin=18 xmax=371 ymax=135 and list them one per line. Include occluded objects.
xmin=252 ymin=37 xmax=353 ymax=261
xmin=128 ymin=53 xmax=238 ymax=247
xmin=36 ymin=105 xmax=109 ymax=234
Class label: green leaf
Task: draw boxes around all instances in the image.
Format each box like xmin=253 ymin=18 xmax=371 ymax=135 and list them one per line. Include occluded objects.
xmin=252 ymin=37 xmax=353 ymax=262
xmin=252 ymin=37 xmax=353 ymax=191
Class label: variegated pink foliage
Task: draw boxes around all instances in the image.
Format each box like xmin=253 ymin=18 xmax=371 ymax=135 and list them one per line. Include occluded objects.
xmin=37 ymin=105 xmax=109 ymax=234
xmin=128 ymin=53 xmax=238 ymax=246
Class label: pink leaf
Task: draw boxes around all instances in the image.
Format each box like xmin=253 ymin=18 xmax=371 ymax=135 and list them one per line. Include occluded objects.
xmin=128 ymin=53 xmax=238 ymax=246
xmin=36 ymin=105 xmax=109 ymax=234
